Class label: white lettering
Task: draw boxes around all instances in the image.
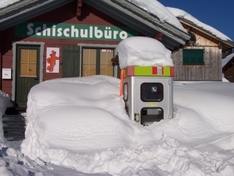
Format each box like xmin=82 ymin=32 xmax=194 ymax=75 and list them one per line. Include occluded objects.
xmin=27 ymin=23 xmax=34 ymax=35
xmin=94 ymin=26 xmax=103 ymax=38
xmin=42 ymin=24 xmax=51 ymax=36
xmin=119 ymin=31 xmax=128 ymax=39
xmin=57 ymin=28 xmax=62 ymax=37
xmin=35 ymin=27 xmax=42 ymax=36
xmin=24 ymin=23 xmax=131 ymax=40
xmin=63 ymin=28 xmax=70 ymax=37
xmin=104 ymin=27 xmax=112 ymax=39
xmin=113 ymin=31 xmax=119 ymax=39
xmin=89 ymin=26 xmax=93 ymax=38
xmin=71 ymin=25 xmax=79 ymax=37
xmin=80 ymin=29 xmax=88 ymax=38
xmin=52 ymin=25 xmax=56 ymax=36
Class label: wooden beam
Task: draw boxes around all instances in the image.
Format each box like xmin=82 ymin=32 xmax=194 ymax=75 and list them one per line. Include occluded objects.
xmin=76 ymin=0 xmax=83 ymax=17
xmin=154 ymin=32 xmax=163 ymax=41
xmin=218 ymin=42 xmax=222 ymax=49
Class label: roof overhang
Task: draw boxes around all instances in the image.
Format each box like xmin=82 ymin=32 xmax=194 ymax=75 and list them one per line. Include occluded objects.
xmin=83 ymin=0 xmax=190 ymax=51
xmin=0 ymin=0 xmax=191 ymax=51
xmin=178 ymin=18 xmax=234 ymax=51
xmin=0 ymin=0 xmax=74 ymax=31
xmin=223 ymin=56 xmax=234 ymax=71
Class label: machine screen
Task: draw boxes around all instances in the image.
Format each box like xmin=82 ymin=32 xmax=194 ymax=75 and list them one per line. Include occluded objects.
xmin=141 ymin=83 xmax=163 ymax=102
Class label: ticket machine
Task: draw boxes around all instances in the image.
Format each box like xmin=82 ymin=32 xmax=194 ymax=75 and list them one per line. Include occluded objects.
xmin=122 ymin=66 xmax=174 ymax=126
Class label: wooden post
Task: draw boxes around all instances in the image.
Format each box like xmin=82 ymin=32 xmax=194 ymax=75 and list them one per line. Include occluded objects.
xmin=76 ymin=0 xmax=83 ymax=17
xmin=0 ymin=30 xmax=2 ymax=89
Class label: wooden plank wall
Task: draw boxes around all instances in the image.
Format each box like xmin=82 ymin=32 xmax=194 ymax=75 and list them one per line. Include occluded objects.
xmin=172 ymin=33 xmax=222 ymax=81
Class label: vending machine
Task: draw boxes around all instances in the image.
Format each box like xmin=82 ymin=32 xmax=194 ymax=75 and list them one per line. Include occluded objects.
xmin=122 ymin=66 xmax=174 ymax=126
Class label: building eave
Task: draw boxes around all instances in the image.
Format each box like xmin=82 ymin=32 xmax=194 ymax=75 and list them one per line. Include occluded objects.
xmin=0 ymin=0 xmax=74 ymax=31
xmin=178 ymin=18 xmax=234 ymax=51
xmin=0 ymin=0 xmax=191 ymax=51
xmin=223 ymin=56 xmax=234 ymax=71
xmin=83 ymin=0 xmax=190 ymax=51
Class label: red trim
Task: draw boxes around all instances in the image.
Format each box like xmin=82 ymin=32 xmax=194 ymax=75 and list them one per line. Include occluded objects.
xmin=152 ymin=67 xmax=157 ymax=74
xmin=170 ymin=67 xmax=174 ymax=77
xmin=127 ymin=66 xmax=134 ymax=76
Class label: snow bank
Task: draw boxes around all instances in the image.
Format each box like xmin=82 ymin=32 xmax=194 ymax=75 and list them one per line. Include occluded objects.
xmin=150 ymin=81 xmax=234 ymax=146
xmin=21 ymin=76 xmax=145 ymax=163
xmin=0 ymin=91 xmax=13 ymax=142
xmin=20 ymin=36 xmax=234 ymax=175
xmin=20 ymin=75 xmax=234 ymax=175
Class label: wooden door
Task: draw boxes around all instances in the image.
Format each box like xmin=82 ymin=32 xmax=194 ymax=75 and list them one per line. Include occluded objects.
xmin=15 ymin=45 xmax=40 ymax=107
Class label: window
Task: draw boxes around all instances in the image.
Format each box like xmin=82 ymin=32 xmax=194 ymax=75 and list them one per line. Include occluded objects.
xmin=20 ymin=49 xmax=37 ymax=77
xmin=183 ymin=49 xmax=204 ymax=65
xmin=123 ymin=83 xmax=128 ymax=101
xmin=82 ymin=48 xmax=114 ymax=77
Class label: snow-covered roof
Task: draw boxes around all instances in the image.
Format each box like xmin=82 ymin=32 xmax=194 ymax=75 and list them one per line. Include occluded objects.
xmin=0 ymin=0 xmax=21 ymax=9
xmin=127 ymin=0 xmax=184 ymax=31
xmin=0 ymin=0 xmax=232 ymax=43
xmin=222 ymin=53 xmax=234 ymax=68
xmin=0 ymin=0 xmax=190 ymax=51
xmin=167 ymin=7 xmax=232 ymax=41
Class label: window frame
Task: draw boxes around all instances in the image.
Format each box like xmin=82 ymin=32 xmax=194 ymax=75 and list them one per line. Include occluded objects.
xmin=183 ymin=49 xmax=205 ymax=65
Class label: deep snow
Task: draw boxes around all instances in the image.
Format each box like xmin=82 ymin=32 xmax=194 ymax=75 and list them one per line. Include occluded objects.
xmin=0 ymin=37 xmax=233 ymax=175
xmin=1 ymin=76 xmax=234 ymax=176
xmin=0 ymin=0 xmax=233 ymax=175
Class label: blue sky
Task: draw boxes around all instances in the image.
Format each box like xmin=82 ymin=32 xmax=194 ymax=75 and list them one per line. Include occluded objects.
xmin=158 ymin=0 xmax=234 ymax=41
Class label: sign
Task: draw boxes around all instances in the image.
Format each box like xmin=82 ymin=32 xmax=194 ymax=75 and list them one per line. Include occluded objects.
xmin=46 ymin=47 xmax=60 ymax=73
xmin=15 ymin=22 xmax=137 ymax=41
xmin=2 ymin=68 xmax=12 ymax=79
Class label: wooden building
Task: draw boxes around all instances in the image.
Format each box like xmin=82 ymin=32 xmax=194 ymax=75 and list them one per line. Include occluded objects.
xmin=222 ymin=54 xmax=234 ymax=82
xmin=172 ymin=17 xmax=234 ymax=81
xmin=0 ymin=0 xmax=190 ymax=107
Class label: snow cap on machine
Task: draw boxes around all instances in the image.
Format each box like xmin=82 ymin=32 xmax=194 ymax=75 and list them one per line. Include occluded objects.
xmin=116 ymin=36 xmax=174 ymax=69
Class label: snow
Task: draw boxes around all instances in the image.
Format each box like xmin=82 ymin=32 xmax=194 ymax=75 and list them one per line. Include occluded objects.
xmin=0 ymin=91 xmax=13 ymax=142
xmin=0 ymin=0 xmax=234 ymax=174
xmin=0 ymin=0 xmax=20 ymax=9
xmin=127 ymin=0 xmax=184 ymax=31
xmin=0 ymin=36 xmax=233 ymax=175
xmin=1 ymin=0 xmax=232 ymax=42
xmin=222 ymin=53 xmax=234 ymax=67
xmin=167 ymin=7 xmax=232 ymax=41
xmin=116 ymin=36 xmax=173 ymax=69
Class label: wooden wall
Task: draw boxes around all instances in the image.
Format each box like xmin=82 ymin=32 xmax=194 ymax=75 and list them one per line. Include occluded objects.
xmin=223 ymin=59 xmax=234 ymax=82
xmin=172 ymin=31 xmax=222 ymax=81
xmin=223 ymin=67 xmax=234 ymax=82
xmin=0 ymin=1 xmax=127 ymax=97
